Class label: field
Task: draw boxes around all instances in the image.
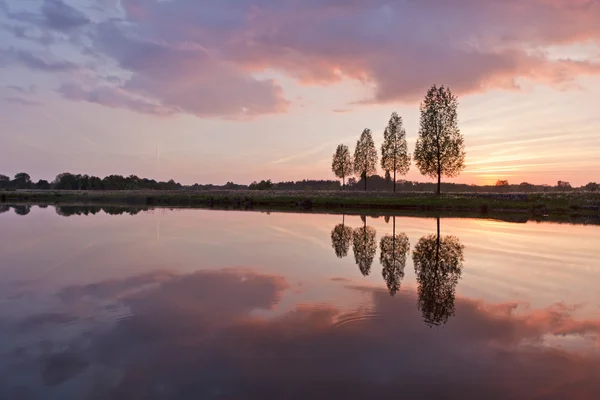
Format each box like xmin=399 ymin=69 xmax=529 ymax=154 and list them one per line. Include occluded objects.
xmin=2 ymin=189 xmax=599 ymax=219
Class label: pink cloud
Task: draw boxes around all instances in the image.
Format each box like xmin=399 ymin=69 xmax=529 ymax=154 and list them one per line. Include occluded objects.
xmin=117 ymin=0 xmax=600 ymax=104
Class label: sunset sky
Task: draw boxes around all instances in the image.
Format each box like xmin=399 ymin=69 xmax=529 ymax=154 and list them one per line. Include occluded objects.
xmin=1 ymin=0 xmax=599 ymax=186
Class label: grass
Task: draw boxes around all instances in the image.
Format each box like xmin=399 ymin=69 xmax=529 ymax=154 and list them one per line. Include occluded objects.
xmin=1 ymin=189 xmax=599 ymax=218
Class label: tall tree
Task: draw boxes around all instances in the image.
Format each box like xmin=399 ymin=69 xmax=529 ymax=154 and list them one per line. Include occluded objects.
xmin=414 ymin=85 xmax=465 ymax=195
xmin=379 ymin=216 xmax=410 ymax=296
xmin=352 ymin=216 xmax=377 ymax=276
xmin=353 ymin=128 xmax=378 ymax=191
xmin=331 ymin=144 xmax=353 ymax=189
xmin=381 ymin=112 xmax=411 ymax=192
xmin=412 ymin=218 xmax=464 ymax=326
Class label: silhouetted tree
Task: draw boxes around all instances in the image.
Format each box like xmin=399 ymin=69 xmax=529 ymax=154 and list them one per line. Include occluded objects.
xmin=381 ymin=112 xmax=410 ymax=192
xmin=414 ymin=85 xmax=465 ymax=195
xmin=249 ymin=180 xmax=274 ymax=190
xmin=496 ymin=180 xmax=509 ymax=186
xmin=584 ymin=182 xmax=598 ymax=192
xmin=331 ymin=215 xmax=353 ymax=258
xmin=353 ymin=129 xmax=377 ymax=191
xmin=0 ymin=205 xmax=9 ymax=214
xmin=0 ymin=174 xmax=9 ymax=189
xmin=413 ymin=218 xmax=464 ymax=326
xmin=36 ymin=179 xmax=50 ymax=190
xmin=557 ymin=180 xmax=572 ymax=190
xmin=352 ymin=216 xmax=377 ymax=276
xmin=379 ymin=216 xmax=410 ymax=296
xmin=332 ymin=144 xmax=353 ymax=190
xmin=12 ymin=172 xmax=32 ymax=189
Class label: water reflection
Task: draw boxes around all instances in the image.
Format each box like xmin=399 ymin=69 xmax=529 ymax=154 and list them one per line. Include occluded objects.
xmin=352 ymin=216 xmax=377 ymax=276
xmin=330 ymin=215 xmax=353 ymax=258
xmin=0 ymin=204 xmax=9 ymax=214
xmin=12 ymin=205 xmax=31 ymax=216
xmin=330 ymin=215 xmax=464 ymax=325
xmin=3 ymin=268 xmax=600 ymax=398
xmin=379 ymin=216 xmax=410 ymax=296
xmin=413 ymin=217 xmax=465 ymax=326
xmin=56 ymin=205 xmax=147 ymax=216
xmin=1 ymin=208 xmax=600 ymax=398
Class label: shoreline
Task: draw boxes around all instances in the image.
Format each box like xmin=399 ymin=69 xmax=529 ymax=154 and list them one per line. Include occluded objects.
xmin=2 ymin=189 xmax=599 ymax=220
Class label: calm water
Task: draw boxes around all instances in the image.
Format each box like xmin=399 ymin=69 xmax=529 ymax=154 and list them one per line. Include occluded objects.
xmin=1 ymin=205 xmax=600 ymax=399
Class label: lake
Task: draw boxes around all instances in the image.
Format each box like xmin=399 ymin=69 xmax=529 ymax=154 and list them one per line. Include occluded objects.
xmin=1 ymin=205 xmax=600 ymax=399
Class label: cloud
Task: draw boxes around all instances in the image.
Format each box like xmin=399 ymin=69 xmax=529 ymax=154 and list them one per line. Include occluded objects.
xmin=58 ymin=83 xmax=176 ymax=116
xmin=116 ymin=0 xmax=600 ymax=103
xmin=41 ymin=0 xmax=90 ymax=31
xmin=88 ymin=22 xmax=290 ymax=118
xmin=4 ymin=269 xmax=600 ymax=398
xmin=4 ymin=84 xmax=37 ymax=94
xmin=1 ymin=48 xmax=79 ymax=72
xmin=4 ymin=96 xmax=43 ymax=106
xmin=2 ymin=0 xmax=600 ymax=117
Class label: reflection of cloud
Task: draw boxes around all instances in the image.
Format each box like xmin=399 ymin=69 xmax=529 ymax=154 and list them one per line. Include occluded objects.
xmin=4 ymin=270 xmax=600 ymax=398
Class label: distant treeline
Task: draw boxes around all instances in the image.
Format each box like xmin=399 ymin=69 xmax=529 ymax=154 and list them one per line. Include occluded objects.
xmin=1 ymin=172 xmax=598 ymax=193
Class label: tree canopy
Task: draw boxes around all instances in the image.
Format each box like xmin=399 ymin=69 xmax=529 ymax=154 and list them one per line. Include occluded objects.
xmin=332 ymin=144 xmax=353 ymax=189
xmin=414 ymin=85 xmax=465 ymax=194
xmin=381 ymin=112 xmax=410 ymax=192
xmin=353 ymin=128 xmax=378 ymax=191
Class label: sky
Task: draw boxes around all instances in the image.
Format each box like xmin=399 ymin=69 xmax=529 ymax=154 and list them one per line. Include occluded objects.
xmin=0 ymin=0 xmax=599 ymax=186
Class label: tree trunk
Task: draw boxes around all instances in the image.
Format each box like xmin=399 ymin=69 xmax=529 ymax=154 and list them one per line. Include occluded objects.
xmin=393 ymin=169 xmax=397 ymax=193
xmin=343 ymin=176 xmax=345 ymax=191
xmin=437 ymin=172 xmax=441 ymax=195
xmin=364 ymin=173 xmax=367 ymax=191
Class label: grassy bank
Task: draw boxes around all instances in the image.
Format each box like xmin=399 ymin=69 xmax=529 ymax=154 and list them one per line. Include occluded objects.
xmin=2 ymin=189 xmax=599 ymax=217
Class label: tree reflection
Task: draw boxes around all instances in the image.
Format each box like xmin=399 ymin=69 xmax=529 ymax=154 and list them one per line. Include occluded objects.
xmin=379 ymin=216 xmax=410 ymax=296
xmin=55 ymin=205 xmax=147 ymax=216
xmin=413 ymin=217 xmax=464 ymax=326
xmin=352 ymin=216 xmax=377 ymax=276
xmin=331 ymin=215 xmax=353 ymax=258
xmin=13 ymin=205 xmax=31 ymax=216
xmin=0 ymin=205 xmax=9 ymax=214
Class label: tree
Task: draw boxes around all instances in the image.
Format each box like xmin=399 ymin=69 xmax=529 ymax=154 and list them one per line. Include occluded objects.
xmin=557 ymin=181 xmax=572 ymax=190
xmin=412 ymin=218 xmax=464 ymax=326
xmin=331 ymin=144 xmax=353 ymax=189
xmin=14 ymin=172 xmax=31 ymax=182
xmin=414 ymin=85 xmax=465 ymax=195
xmin=381 ymin=112 xmax=411 ymax=192
xmin=54 ymin=173 xmax=80 ymax=190
xmin=584 ymin=182 xmax=598 ymax=192
xmin=496 ymin=180 xmax=509 ymax=192
xmin=331 ymin=215 xmax=353 ymax=258
xmin=12 ymin=172 xmax=32 ymax=189
xmin=0 ymin=174 xmax=9 ymax=189
xmin=379 ymin=216 xmax=410 ymax=296
xmin=249 ymin=180 xmax=273 ymax=190
xmin=353 ymin=128 xmax=377 ymax=191
xmin=36 ymin=180 xmax=50 ymax=190
xmin=352 ymin=217 xmax=377 ymax=276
